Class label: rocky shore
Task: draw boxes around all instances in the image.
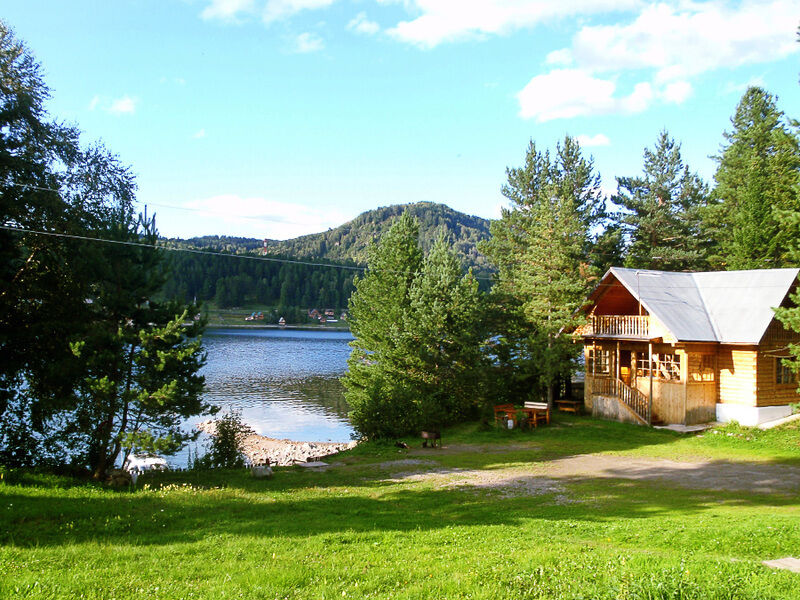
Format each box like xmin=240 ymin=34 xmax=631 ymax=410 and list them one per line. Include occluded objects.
xmin=197 ymin=421 xmax=358 ymax=466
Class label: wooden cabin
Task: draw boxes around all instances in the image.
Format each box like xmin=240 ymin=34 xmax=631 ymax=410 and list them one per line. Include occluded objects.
xmin=577 ymin=267 xmax=800 ymax=426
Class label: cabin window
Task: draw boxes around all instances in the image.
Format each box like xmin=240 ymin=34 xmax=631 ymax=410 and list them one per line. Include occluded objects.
xmin=692 ymin=354 xmax=715 ymax=382
xmin=587 ymin=347 xmax=611 ymax=375
xmin=637 ymin=353 xmax=681 ymax=381
xmin=776 ymin=358 xmax=798 ymax=385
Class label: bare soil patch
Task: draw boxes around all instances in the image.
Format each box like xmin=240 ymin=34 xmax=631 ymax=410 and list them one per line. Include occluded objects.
xmin=545 ymin=454 xmax=800 ymax=493
xmin=369 ymin=452 xmax=800 ymax=497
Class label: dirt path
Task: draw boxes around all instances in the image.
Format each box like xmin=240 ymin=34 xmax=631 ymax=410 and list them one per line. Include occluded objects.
xmin=370 ymin=452 xmax=800 ymax=497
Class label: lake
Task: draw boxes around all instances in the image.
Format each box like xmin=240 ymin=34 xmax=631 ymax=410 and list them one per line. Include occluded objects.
xmin=175 ymin=327 xmax=355 ymax=467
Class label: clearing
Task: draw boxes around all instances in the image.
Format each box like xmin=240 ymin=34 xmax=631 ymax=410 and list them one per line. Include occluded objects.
xmin=2 ymin=415 xmax=799 ymax=599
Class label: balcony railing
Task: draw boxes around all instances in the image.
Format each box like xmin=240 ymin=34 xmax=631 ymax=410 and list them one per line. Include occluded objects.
xmin=578 ymin=315 xmax=650 ymax=339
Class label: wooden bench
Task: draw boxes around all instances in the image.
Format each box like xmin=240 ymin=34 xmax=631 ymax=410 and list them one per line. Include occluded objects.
xmin=556 ymin=399 xmax=582 ymax=414
xmin=493 ymin=403 xmax=516 ymax=424
xmin=524 ymin=402 xmax=550 ymax=426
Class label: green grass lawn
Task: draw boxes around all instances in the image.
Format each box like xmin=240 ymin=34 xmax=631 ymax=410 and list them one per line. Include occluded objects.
xmin=2 ymin=416 xmax=799 ymax=599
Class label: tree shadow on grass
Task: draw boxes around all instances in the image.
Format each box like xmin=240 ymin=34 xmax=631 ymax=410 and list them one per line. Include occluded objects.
xmin=2 ymin=456 xmax=799 ymax=549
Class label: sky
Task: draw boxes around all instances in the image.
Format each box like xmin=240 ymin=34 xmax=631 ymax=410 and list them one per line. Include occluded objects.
xmin=4 ymin=0 xmax=799 ymax=240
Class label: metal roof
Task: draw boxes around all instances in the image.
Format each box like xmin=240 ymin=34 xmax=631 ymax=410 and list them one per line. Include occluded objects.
xmin=606 ymin=267 xmax=799 ymax=344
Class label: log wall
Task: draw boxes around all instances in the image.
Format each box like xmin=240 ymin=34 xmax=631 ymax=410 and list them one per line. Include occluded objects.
xmin=717 ymin=346 xmax=758 ymax=406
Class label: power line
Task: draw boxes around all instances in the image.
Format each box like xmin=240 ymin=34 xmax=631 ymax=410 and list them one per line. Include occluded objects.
xmin=0 ymin=223 xmax=494 ymax=281
xmin=4 ymin=181 xmax=294 ymax=226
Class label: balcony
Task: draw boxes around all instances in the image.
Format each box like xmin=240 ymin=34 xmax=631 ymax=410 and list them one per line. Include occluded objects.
xmin=578 ymin=315 xmax=650 ymax=339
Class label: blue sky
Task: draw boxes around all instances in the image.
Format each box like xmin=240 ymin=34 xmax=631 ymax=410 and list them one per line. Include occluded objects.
xmin=4 ymin=1 xmax=799 ymax=239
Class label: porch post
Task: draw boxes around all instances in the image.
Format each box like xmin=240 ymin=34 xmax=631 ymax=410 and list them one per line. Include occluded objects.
xmin=682 ymin=351 xmax=688 ymax=426
xmin=616 ymin=341 xmax=620 ymax=382
xmin=648 ymin=341 xmax=653 ymax=426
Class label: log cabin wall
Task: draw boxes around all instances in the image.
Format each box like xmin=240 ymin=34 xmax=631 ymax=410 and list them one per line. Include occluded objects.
xmin=755 ymin=318 xmax=800 ymax=407
xmin=717 ymin=345 xmax=758 ymax=406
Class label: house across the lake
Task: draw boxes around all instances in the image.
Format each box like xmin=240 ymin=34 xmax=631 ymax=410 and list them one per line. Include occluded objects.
xmin=577 ymin=267 xmax=800 ymax=427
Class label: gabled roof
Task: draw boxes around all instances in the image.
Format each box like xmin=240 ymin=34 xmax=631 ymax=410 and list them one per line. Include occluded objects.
xmin=597 ymin=267 xmax=799 ymax=344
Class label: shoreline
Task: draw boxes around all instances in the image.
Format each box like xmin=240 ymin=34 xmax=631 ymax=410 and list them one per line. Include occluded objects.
xmin=196 ymin=421 xmax=358 ymax=466
xmin=205 ymin=324 xmax=351 ymax=332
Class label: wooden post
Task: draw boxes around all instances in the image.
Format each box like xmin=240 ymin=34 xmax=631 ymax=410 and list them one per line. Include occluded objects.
xmin=682 ymin=351 xmax=688 ymax=426
xmin=648 ymin=341 xmax=653 ymax=426
xmin=616 ymin=341 xmax=620 ymax=382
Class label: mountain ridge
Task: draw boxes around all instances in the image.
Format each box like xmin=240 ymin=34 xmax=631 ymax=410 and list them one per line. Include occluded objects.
xmin=170 ymin=201 xmax=493 ymax=274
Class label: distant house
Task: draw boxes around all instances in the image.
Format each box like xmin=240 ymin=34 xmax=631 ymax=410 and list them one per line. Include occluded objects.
xmin=577 ymin=267 xmax=800 ymax=426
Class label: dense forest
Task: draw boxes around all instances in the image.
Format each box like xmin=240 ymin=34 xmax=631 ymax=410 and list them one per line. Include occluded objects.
xmin=159 ymin=202 xmax=492 ymax=318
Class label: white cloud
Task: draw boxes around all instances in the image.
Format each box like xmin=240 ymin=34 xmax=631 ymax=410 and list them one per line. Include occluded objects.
xmin=293 ymin=32 xmax=325 ymax=53
xmin=90 ymin=95 xmax=137 ymax=115
xmin=193 ymin=129 xmax=207 ymax=139
xmin=347 ymin=12 xmax=380 ymax=35
xmin=201 ymin=0 xmax=256 ymax=21
xmin=576 ymin=134 xmax=610 ymax=148
xmin=386 ymin=0 xmax=639 ymax=48
xmin=263 ymin=0 xmax=336 ymax=24
xmin=722 ymin=76 xmax=766 ymax=96
xmin=660 ymin=80 xmax=692 ymax=104
xmin=108 ymin=95 xmax=138 ymax=115
xmin=564 ymin=0 xmax=798 ymax=82
xmin=545 ymin=48 xmax=572 ymax=66
xmin=183 ymin=195 xmax=349 ymax=240
xmin=517 ymin=69 xmax=653 ymax=122
xmin=516 ymin=0 xmax=797 ymax=121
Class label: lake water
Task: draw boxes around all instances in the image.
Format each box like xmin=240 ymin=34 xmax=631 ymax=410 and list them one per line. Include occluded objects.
xmin=175 ymin=327 xmax=355 ymax=467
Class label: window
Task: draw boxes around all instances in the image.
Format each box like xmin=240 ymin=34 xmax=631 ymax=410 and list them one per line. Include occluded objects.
xmin=776 ymin=358 xmax=798 ymax=385
xmin=692 ymin=354 xmax=715 ymax=382
xmin=637 ymin=353 xmax=681 ymax=381
xmin=587 ymin=347 xmax=611 ymax=375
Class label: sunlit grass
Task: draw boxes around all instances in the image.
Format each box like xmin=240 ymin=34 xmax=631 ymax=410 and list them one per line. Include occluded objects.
xmin=2 ymin=416 xmax=799 ymax=599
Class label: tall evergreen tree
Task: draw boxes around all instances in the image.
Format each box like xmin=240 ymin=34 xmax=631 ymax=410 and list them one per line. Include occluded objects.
xmin=342 ymin=213 xmax=425 ymax=438
xmin=343 ymin=214 xmax=488 ymax=438
xmin=706 ymin=87 xmax=800 ymax=269
xmin=402 ymin=234 xmax=488 ymax=429
xmin=614 ymin=131 xmax=708 ymax=270
xmin=482 ymin=137 xmax=597 ymax=407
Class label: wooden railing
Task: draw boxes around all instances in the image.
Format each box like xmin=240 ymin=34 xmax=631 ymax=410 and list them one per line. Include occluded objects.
xmin=592 ymin=376 xmax=651 ymax=424
xmin=580 ymin=315 xmax=650 ymax=338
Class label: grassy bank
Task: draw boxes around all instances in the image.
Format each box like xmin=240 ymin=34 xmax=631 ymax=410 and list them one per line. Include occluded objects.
xmin=203 ymin=306 xmax=350 ymax=330
xmin=2 ymin=416 xmax=799 ymax=599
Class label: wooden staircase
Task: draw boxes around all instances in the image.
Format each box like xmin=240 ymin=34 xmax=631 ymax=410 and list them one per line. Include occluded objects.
xmin=594 ymin=377 xmax=661 ymax=426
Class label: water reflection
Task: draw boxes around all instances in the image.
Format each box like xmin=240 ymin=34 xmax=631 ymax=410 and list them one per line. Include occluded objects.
xmin=177 ymin=328 xmax=355 ymax=465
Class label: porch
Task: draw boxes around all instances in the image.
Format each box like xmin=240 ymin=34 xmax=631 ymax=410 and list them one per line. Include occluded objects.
xmin=584 ymin=341 xmax=717 ymax=426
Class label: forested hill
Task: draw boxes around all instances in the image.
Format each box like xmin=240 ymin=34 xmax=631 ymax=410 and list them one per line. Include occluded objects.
xmin=265 ymin=202 xmax=491 ymax=271
xmin=159 ymin=202 xmax=492 ymax=319
xmin=169 ymin=202 xmax=491 ymax=272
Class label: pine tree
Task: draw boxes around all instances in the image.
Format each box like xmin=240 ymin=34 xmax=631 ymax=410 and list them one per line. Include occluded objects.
xmin=614 ymin=131 xmax=708 ymax=270
xmin=342 ymin=213 xmax=424 ymax=438
xmin=482 ymin=137 xmax=597 ymax=407
xmin=343 ymin=215 xmax=489 ymax=437
xmin=707 ymin=87 xmax=800 ymax=269
xmin=402 ymin=234 xmax=488 ymax=429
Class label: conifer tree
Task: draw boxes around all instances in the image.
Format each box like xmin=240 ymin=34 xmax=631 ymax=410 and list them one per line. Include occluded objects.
xmin=706 ymin=87 xmax=800 ymax=269
xmin=402 ymin=235 xmax=487 ymax=429
xmin=482 ymin=137 xmax=597 ymax=407
xmin=343 ymin=215 xmax=489 ymax=437
xmin=614 ymin=131 xmax=708 ymax=270
xmin=342 ymin=213 xmax=424 ymax=438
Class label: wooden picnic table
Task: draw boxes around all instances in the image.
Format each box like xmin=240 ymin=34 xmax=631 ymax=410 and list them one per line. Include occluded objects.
xmin=556 ymin=399 xmax=582 ymax=414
